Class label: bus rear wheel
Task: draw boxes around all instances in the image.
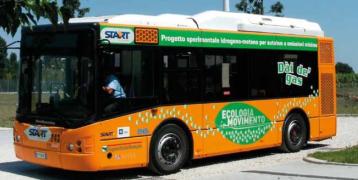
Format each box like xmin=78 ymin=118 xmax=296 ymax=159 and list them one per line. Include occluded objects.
xmin=149 ymin=124 xmax=189 ymax=175
xmin=281 ymin=113 xmax=308 ymax=153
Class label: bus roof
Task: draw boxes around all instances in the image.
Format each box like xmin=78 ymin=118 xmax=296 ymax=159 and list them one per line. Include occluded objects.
xmin=69 ymin=10 xmax=324 ymax=37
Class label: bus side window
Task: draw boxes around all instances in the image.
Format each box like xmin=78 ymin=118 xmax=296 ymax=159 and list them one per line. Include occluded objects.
xmin=162 ymin=50 xmax=200 ymax=104
xmin=222 ymin=63 xmax=230 ymax=88
xmin=248 ymin=52 xmax=273 ymax=98
xmin=114 ymin=53 xmax=121 ymax=68
xmin=163 ymin=55 xmax=169 ymax=68
xmin=204 ymin=55 xmax=217 ymax=99
xmin=205 ymin=54 xmax=241 ymax=100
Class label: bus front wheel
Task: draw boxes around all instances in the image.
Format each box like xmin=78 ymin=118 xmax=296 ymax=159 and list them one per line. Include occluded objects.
xmin=149 ymin=124 xmax=189 ymax=175
xmin=281 ymin=113 xmax=308 ymax=152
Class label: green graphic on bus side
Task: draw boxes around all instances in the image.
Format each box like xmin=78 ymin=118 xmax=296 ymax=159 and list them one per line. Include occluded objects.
xmin=159 ymin=29 xmax=318 ymax=51
xmin=215 ymin=103 xmax=272 ymax=145
xmin=99 ymin=25 xmax=318 ymax=51
xmin=277 ymin=61 xmax=312 ymax=87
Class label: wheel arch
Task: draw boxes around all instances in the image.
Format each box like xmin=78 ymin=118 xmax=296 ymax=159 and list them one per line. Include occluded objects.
xmin=150 ymin=118 xmax=194 ymax=160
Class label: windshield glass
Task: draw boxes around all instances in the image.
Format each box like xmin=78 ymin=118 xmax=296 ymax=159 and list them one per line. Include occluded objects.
xmin=18 ymin=30 xmax=95 ymax=122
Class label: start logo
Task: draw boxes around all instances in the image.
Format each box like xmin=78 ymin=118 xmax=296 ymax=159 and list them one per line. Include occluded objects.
xmin=100 ymin=27 xmax=134 ymax=44
xmin=24 ymin=126 xmax=52 ymax=142
xmin=105 ymin=31 xmax=131 ymax=39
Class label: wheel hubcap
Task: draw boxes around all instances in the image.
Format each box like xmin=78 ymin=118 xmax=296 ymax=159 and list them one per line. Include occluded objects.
xmin=287 ymin=120 xmax=303 ymax=146
xmin=157 ymin=133 xmax=183 ymax=166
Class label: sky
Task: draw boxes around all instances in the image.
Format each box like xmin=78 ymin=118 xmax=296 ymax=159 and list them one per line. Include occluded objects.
xmin=1 ymin=0 xmax=357 ymax=71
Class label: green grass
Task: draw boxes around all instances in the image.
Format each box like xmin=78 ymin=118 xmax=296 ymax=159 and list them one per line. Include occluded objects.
xmin=309 ymin=146 xmax=358 ymax=164
xmin=337 ymin=85 xmax=358 ymax=114
xmin=337 ymin=97 xmax=358 ymax=114
xmin=0 ymin=93 xmax=17 ymax=128
xmin=337 ymin=86 xmax=358 ymax=96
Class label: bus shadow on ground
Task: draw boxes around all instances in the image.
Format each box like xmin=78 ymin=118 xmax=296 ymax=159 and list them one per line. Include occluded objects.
xmin=0 ymin=143 xmax=328 ymax=179
xmin=185 ymin=143 xmax=328 ymax=169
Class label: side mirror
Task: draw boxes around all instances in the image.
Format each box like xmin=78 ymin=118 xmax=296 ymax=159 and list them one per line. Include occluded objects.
xmin=98 ymin=39 xmax=111 ymax=50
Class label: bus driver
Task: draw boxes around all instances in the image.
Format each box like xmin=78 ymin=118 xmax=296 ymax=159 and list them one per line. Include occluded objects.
xmin=102 ymin=73 xmax=126 ymax=113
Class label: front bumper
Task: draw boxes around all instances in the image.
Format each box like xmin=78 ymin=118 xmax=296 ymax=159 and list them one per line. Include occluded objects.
xmin=14 ymin=135 xmax=149 ymax=171
xmin=14 ymin=144 xmax=100 ymax=171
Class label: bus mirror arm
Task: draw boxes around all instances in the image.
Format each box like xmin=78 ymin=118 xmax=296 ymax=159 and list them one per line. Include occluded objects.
xmin=1 ymin=40 xmax=21 ymax=50
xmin=97 ymin=39 xmax=111 ymax=50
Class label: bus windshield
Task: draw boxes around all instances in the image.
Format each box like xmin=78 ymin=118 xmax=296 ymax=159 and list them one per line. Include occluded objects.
xmin=18 ymin=30 xmax=95 ymax=125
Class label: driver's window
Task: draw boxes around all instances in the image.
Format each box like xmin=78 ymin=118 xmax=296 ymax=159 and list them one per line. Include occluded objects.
xmin=101 ymin=49 xmax=154 ymax=116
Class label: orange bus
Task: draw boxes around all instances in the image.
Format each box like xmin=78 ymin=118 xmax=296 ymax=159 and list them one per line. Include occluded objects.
xmin=13 ymin=11 xmax=336 ymax=174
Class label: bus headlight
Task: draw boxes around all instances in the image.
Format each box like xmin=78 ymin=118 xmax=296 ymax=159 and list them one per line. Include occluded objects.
xmin=67 ymin=143 xmax=75 ymax=151
xmin=13 ymin=128 xmax=21 ymax=143
xmin=15 ymin=135 xmax=21 ymax=142
xmin=65 ymin=137 xmax=93 ymax=153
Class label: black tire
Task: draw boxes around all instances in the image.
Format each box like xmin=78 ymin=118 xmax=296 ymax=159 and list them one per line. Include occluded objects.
xmin=149 ymin=124 xmax=189 ymax=175
xmin=281 ymin=113 xmax=308 ymax=153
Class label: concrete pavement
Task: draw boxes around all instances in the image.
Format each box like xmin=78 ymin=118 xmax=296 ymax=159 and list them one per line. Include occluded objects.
xmin=204 ymin=160 xmax=358 ymax=180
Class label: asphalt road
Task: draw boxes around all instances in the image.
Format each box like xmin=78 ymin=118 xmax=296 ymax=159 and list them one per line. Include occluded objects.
xmin=1 ymin=117 xmax=358 ymax=180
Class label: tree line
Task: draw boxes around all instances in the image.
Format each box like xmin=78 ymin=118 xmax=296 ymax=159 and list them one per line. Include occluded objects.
xmin=336 ymin=62 xmax=357 ymax=86
xmin=236 ymin=0 xmax=284 ymax=16
xmin=0 ymin=0 xmax=283 ymax=37
xmin=0 ymin=0 xmax=89 ymax=36
xmin=0 ymin=0 xmax=90 ymax=79
xmin=0 ymin=36 xmax=18 ymax=80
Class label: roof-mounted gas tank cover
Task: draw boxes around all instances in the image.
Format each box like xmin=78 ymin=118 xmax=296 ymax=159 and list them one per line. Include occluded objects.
xmin=69 ymin=10 xmax=324 ymax=37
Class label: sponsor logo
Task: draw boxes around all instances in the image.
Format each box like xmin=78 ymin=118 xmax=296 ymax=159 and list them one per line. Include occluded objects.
xmin=101 ymin=146 xmax=108 ymax=152
xmin=137 ymin=128 xmax=149 ymax=135
xmin=102 ymin=143 xmax=142 ymax=153
xmin=100 ymin=131 xmax=114 ymax=137
xmin=24 ymin=126 xmax=52 ymax=142
xmin=108 ymin=144 xmax=142 ymax=152
xmin=100 ymin=28 xmax=134 ymax=44
xmin=117 ymin=127 xmax=130 ymax=138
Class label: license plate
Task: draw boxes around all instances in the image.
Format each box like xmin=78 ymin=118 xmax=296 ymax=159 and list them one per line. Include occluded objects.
xmin=35 ymin=151 xmax=47 ymax=159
